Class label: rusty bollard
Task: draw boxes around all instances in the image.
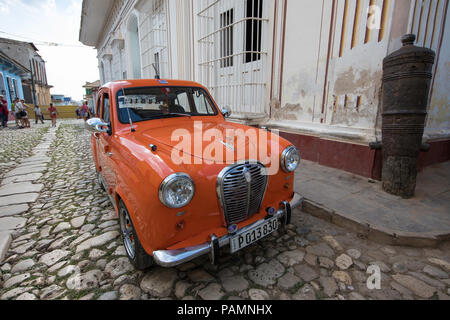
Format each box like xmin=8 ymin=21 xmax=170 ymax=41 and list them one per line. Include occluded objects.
xmin=381 ymin=34 xmax=435 ymax=198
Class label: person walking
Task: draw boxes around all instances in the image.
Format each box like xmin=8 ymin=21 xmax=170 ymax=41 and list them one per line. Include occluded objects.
xmin=81 ymin=101 xmax=89 ymax=122
xmin=34 ymin=105 xmax=44 ymax=124
xmin=12 ymin=98 xmax=20 ymax=128
xmin=14 ymin=98 xmax=25 ymax=128
xmin=21 ymin=100 xmax=31 ymax=128
xmin=48 ymin=103 xmax=58 ymax=127
xmin=0 ymin=95 xmax=9 ymax=128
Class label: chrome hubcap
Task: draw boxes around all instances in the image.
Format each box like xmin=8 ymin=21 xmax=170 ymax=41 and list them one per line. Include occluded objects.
xmin=120 ymin=207 xmax=135 ymax=259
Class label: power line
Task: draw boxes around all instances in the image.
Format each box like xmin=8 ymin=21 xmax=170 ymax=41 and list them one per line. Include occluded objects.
xmin=0 ymin=30 xmax=90 ymax=48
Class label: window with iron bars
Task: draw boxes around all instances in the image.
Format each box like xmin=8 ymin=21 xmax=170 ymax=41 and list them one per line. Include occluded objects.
xmin=196 ymin=0 xmax=268 ymax=116
xmin=140 ymin=0 xmax=168 ymax=78
xmin=7 ymin=77 xmax=16 ymax=102
xmin=245 ymin=0 xmax=263 ymax=63
xmin=220 ymin=9 xmax=234 ymax=68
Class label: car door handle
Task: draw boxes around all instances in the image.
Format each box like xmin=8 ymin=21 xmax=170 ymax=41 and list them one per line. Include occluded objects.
xmin=106 ymin=152 xmax=113 ymax=157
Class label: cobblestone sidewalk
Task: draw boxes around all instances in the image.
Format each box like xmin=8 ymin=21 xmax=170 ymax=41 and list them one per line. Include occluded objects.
xmin=0 ymin=124 xmax=50 ymax=175
xmin=0 ymin=121 xmax=449 ymax=300
xmin=295 ymin=159 xmax=450 ymax=246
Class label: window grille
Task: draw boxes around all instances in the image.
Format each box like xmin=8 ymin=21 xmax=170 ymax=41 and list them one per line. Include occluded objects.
xmin=220 ymin=9 xmax=234 ymax=68
xmin=245 ymin=0 xmax=263 ymax=63
xmin=140 ymin=0 xmax=168 ymax=79
xmin=196 ymin=0 xmax=269 ymax=118
xmin=12 ymin=79 xmax=19 ymax=99
xmin=7 ymin=77 xmax=15 ymax=101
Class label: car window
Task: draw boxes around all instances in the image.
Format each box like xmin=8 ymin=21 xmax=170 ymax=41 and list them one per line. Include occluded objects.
xmin=192 ymin=89 xmax=214 ymax=114
xmin=102 ymin=93 xmax=110 ymax=123
xmin=116 ymin=86 xmax=217 ymax=124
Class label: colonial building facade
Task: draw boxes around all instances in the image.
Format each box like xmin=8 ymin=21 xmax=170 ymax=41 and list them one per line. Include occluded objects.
xmin=0 ymin=37 xmax=52 ymax=107
xmin=0 ymin=50 xmax=28 ymax=111
xmin=82 ymin=80 xmax=101 ymax=111
xmin=79 ymin=0 xmax=449 ymax=179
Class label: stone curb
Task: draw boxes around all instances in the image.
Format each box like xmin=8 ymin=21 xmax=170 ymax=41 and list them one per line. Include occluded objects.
xmin=300 ymin=198 xmax=450 ymax=248
xmin=0 ymin=125 xmax=59 ymax=263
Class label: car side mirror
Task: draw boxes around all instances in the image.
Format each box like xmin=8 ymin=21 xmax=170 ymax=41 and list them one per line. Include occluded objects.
xmin=221 ymin=108 xmax=232 ymax=119
xmin=86 ymin=118 xmax=109 ymax=133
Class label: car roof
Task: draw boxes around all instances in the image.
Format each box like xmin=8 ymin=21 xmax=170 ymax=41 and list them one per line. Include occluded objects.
xmin=101 ymin=79 xmax=207 ymax=92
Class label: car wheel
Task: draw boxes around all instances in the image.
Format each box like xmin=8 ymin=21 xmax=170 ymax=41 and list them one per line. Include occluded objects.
xmin=118 ymin=200 xmax=154 ymax=270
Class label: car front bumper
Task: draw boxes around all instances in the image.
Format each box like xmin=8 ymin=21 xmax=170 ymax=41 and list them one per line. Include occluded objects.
xmin=152 ymin=193 xmax=303 ymax=267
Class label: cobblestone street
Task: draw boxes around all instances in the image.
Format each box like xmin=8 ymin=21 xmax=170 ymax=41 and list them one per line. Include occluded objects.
xmin=0 ymin=121 xmax=449 ymax=300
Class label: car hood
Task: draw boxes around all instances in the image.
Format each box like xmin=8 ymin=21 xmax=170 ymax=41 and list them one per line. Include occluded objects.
xmin=134 ymin=119 xmax=278 ymax=163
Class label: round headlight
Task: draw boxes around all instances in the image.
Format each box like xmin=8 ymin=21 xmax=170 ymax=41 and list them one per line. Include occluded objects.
xmin=159 ymin=173 xmax=195 ymax=208
xmin=281 ymin=146 xmax=301 ymax=173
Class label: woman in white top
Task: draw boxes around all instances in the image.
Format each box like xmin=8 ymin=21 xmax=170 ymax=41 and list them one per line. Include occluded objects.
xmin=34 ymin=105 xmax=44 ymax=124
xmin=14 ymin=98 xmax=25 ymax=128
xmin=20 ymin=100 xmax=30 ymax=128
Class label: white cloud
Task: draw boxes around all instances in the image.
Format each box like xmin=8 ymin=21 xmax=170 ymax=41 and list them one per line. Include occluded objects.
xmin=0 ymin=0 xmax=99 ymax=101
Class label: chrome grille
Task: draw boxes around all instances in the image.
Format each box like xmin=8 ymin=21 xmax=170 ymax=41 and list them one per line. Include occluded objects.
xmin=217 ymin=162 xmax=268 ymax=226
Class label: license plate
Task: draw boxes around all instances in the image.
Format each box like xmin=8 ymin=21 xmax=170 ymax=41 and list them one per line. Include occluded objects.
xmin=230 ymin=218 xmax=278 ymax=253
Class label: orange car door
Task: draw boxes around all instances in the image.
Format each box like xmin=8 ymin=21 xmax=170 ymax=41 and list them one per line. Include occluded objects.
xmin=92 ymin=94 xmax=103 ymax=172
xmin=97 ymin=91 xmax=116 ymax=196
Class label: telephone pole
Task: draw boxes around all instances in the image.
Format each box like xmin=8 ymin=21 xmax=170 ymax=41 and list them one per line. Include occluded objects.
xmin=29 ymin=60 xmax=37 ymax=107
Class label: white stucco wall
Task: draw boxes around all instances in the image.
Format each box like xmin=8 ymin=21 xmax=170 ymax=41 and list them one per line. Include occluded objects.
xmin=423 ymin=2 xmax=450 ymax=140
xmin=85 ymin=0 xmax=449 ymax=144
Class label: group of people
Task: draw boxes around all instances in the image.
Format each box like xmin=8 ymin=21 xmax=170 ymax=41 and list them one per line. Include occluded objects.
xmin=0 ymin=95 xmax=59 ymax=129
xmin=76 ymin=102 xmax=91 ymax=122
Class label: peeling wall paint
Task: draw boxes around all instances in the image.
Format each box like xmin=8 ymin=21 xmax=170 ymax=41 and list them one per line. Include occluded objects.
xmin=276 ymin=0 xmax=390 ymax=143
xmin=329 ymin=66 xmax=382 ymax=128
xmin=279 ymin=0 xmax=331 ymax=126
xmin=85 ymin=0 xmax=449 ymax=146
xmin=273 ymin=0 xmax=448 ymax=145
xmin=272 ymin=102 xmax=303 ymax=121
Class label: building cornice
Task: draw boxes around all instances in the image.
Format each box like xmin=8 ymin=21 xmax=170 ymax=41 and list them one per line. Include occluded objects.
xmin=98 ymin=0 xmax=128 ymax=51
xmin=101 ymin=53 xmax=113 ymax=61
xmin=111 ymin=38 xmax=125 ymax=49
xmin=79 ymin=0 xmax=115 ymax=47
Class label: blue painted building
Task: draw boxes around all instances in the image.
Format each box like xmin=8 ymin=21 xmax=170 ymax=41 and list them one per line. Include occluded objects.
xmin=0 ymin=50 xmax=29 ymax=112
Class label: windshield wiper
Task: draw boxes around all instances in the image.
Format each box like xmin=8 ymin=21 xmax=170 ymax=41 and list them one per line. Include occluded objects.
xmin=167 ymin=113 xmax=192 ymax=118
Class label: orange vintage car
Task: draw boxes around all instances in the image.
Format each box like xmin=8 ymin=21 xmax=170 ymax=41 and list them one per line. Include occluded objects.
xmin=86 ymin=79 xmax=302 ymax=270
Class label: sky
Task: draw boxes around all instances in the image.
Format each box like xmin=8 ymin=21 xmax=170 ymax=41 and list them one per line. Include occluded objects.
xmin=0 ymin=0 xmax=99 ymax=101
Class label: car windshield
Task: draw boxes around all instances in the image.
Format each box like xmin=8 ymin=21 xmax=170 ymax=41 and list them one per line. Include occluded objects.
xmin=117 ymin=86 xmax=217 ymax=123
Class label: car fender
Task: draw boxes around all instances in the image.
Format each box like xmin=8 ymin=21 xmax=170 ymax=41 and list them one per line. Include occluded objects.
xmin=112 ymin=144 xmax=168 ymax=256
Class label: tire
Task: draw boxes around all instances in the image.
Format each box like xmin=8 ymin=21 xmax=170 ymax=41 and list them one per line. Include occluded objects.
xmin=118 ymin=200 xmax=154 ymax=270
